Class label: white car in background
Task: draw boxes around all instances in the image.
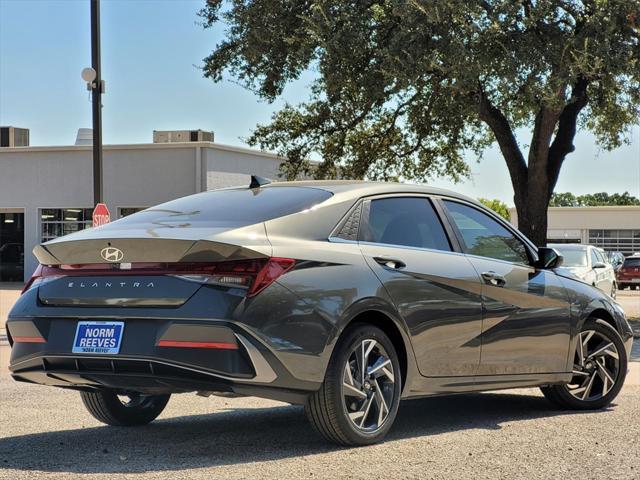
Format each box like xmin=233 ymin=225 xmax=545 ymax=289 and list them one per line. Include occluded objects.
xmin=548 ymin=243 xmax=617 ymax=298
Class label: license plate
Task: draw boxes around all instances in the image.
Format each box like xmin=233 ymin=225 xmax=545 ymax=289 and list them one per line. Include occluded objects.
xmin=631 ymin=278 xmax=640 ymax=283
xmin=72 ymin=321 xmax=124 ymax=354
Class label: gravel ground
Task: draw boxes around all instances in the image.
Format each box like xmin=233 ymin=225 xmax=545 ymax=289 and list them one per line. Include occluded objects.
xmin=0 ymin=357 xmax=638 ymax=480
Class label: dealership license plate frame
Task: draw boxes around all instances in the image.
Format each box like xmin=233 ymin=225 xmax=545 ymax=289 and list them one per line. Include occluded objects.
xmin=72 ymin=320 xmax=125 ymax=354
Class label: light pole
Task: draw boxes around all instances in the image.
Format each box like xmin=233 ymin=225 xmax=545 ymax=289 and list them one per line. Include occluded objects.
xmin=89 ymin=0 xmax=103 ymax=206
xmin=82 ymin=0 xmax=109 ymax=227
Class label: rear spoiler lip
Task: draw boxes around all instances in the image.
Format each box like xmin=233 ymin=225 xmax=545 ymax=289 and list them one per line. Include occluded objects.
xmin=33 ymin=236 xmax=272 ymax=267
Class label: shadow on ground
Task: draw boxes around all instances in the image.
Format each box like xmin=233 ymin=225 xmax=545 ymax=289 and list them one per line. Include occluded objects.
xmin=0 ymin=392 xmax=602 ymax=474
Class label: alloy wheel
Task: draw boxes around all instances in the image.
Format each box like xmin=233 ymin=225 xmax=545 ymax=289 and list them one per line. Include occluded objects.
xmin=342 ymin=339 xmax=396 ymax=432
xmin=567 ymin=330 xmax=620 ymax=401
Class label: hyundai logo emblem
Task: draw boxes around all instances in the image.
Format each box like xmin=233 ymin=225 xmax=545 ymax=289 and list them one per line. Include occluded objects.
xmin=101 ymin=247 xmax=124 ymax=262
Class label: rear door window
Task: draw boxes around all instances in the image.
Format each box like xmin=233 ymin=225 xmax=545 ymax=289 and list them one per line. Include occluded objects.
xmin=115 ymin=187 xmax=332 ymax=228
xmin=361 ymin=197 xmax=451 ymax=251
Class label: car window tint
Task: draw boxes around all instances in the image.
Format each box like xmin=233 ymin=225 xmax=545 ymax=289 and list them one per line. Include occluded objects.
xmin=623 ymin=258 xmax=640 ymax=267
xmin=444 ymin=200 xmax=529 ymax=264
xmin=114 ymin=187 xmax=333 ymax=228
xmin=363 ymin=197 xmax=451 ymax=251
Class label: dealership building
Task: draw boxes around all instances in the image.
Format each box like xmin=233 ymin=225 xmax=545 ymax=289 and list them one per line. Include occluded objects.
xmin=0 ymin=128 xmax=284 ymax=282
xmin=510 ymin=206 xmax=640 ymax=255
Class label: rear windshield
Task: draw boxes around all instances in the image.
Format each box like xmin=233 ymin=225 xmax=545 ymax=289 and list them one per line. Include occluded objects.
xmin=623 ymin=258 xmax=640 ymax=267
xmin=115 ymin=187 xmax=332 ymax=228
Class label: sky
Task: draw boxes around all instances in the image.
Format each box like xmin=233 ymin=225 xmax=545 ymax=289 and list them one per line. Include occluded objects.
xmin=1 ymin=0 xmax=639 ymax=206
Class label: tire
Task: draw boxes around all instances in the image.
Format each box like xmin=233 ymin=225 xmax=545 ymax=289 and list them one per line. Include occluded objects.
xmin=618 ymin=283 xmax=626 ymax=290
xmin=80 ymin=390 xmax=170 ymax=426
xmin=305 ymin=323 xmax=402 ymax=446
xmin=541 ymin=318 xmax=627 ymax=410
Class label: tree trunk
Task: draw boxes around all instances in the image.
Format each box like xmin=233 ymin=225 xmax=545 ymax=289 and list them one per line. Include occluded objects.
xmin=477 ymin=78 xmax=588 ymax=248
xmin=514 ymin=192 xmax=550 ymax=247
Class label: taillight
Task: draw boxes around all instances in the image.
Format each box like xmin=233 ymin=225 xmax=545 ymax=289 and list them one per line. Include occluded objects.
xmin=247 ymin=257 xmax=296 ymax=297
xmin=20 ymin=258 xmax=296 ymax=297
xmin=21 ymin=264 xmax=43 ymax=294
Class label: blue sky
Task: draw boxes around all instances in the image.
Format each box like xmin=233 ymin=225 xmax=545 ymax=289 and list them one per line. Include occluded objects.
xmin=1 ymin=0 xmax=639 ymax=205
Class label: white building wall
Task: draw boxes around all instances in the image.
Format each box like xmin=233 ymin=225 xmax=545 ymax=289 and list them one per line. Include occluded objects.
xmin=509 ymin=206 xmax=640 ymax=251
xmin=0 ymin=142 xmax=285 ymax=281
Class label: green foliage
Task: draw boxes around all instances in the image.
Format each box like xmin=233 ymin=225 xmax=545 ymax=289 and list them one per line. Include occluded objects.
xmin=550 ymin=191 xmax=640 ymax=206
xmin=200 ymin=0 xmax=640 ymax=183
xmin=478 ymin=198 xmax=511 ymax=220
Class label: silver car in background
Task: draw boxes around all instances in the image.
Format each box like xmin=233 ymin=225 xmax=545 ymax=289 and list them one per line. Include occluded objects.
xmin=549 ymin=244 xmax=617 ymax=298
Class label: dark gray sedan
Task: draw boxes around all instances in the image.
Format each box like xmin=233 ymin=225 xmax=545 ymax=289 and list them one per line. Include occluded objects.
xmin=7 ymin=180 xmax=634 ymax=446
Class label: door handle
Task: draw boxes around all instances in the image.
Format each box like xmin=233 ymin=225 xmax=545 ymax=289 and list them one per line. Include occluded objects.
xmin=373 ymin=256 xmax=406 ymax=270
xmin=481 ymin=271 xmax=506 ymax=287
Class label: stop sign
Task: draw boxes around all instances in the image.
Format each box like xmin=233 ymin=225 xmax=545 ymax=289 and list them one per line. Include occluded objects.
xmin=92 ymin=203 xmax=111 ymax=228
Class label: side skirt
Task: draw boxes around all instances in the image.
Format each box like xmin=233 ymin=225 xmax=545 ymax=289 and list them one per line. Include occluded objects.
xmin=402 ymin=372 xmax=573 ymax=399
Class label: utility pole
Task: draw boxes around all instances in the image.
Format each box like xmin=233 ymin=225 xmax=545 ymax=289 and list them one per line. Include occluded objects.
xmin=90 ymin=0 xmax=103 ymax=205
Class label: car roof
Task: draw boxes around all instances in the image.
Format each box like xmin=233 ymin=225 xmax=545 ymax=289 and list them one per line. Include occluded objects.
xmin=262 ymin=180 xmax=480 ymax=204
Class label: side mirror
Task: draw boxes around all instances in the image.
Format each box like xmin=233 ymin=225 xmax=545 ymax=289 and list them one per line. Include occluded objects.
xmin=536 ymin=247 xmax=563 ymax=269
xmin=593 ymin=262 xmax=607 ymax=269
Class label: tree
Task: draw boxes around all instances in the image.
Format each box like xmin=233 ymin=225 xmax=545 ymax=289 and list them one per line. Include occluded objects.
xmin=478 ymin=198 xmax=511 ymax=220
xmin=200 ymin=0 xmax=640 ymax=246
xmin=550 ymin=191 xmax=640 ymax=206
xmin=549 ymin=192 xmax=579 ymax=206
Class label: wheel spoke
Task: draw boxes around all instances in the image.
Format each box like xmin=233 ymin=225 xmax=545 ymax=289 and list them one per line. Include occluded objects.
xmin=572 ymin=368 xmax=590 ymax=377
xmin=580 ymin=372 xmax=597 ymax=400
xmin=361 ymin=340 xmax=376 ymax=384
xmin=344 ymin=362 xmax=355 ymax=386
xmin=368 ymin=358 xmax=391 ymax=376
xmin=381 ymin=366 xmax=395 ymax=383
xmin=374 ymin=379 xmax=389 ymax=426
xmin=596 ymin=359 xmax=616 ymax=396
xmin=358 ymin=395 xmax=375 ymax=428
xmin=343 ymin=382 xmax=367 ymax=398
xmin=587 ymin=342 xmax=615 ymax=360
xmin=576 ymin=334 xmax=586 ymax=366
xmin=582 ymin=330 xmax=595 ymax=347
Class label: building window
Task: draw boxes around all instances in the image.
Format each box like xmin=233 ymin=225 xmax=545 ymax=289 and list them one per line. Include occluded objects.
xmin=588 ymin=229 xmax=640 ymax=255
xmin=118 ymin=207 xmax=147 ymax=218
xmin=41 ymin=208 xmax=93 ymax=242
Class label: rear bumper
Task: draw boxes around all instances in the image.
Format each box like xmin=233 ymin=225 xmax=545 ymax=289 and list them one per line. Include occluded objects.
xmin=7 ymin=316 xmax=317 ymax=404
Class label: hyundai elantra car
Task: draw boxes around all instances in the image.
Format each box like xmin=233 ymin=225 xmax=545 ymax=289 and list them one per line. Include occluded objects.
xmin=7 ymin=180 xmax=634 ymax=446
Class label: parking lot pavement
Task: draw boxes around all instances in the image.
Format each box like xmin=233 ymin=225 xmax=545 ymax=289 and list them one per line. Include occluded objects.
xmin=0 ymin=357 xmax=639 ymax=480
xmin=617 ymin=289 xmax=640 ymax=321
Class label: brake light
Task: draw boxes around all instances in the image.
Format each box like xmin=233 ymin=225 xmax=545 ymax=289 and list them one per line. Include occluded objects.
xmin=21 ymin=258 xmax=296 ymax=297
xmin=248 ymin=258 xmax=296 ymax=297
xmin=21 ymin=264 xmax=43 ymax=294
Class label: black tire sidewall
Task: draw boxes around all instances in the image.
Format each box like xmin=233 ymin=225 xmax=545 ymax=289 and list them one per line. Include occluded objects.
xmin=82 ymin=391 xmax=170 ymax=426
xmin=327 ymin=324 xmax=402 ymax=445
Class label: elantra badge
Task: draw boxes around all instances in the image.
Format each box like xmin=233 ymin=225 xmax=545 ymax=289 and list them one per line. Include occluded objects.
xmin=101 ymin=247 xmax=124 ymax=262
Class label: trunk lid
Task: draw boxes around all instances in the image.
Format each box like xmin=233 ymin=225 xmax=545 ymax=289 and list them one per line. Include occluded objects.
xmin=32 ymin=222 xmax=271 ymax=307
